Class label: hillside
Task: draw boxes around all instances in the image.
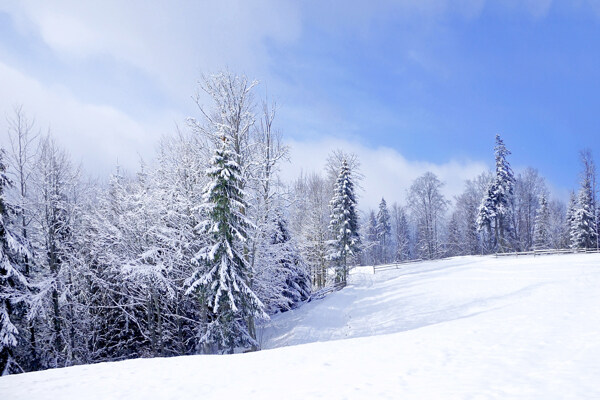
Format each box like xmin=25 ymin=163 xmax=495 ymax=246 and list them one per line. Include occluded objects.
xmin=2 ymin=254 xmax=600 ymax=399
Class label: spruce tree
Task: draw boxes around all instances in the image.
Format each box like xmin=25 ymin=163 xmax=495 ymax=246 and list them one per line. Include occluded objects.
xmin=571 ymin=175 xmax=598 ymax=249
xmin=270 ymin=212 xmax=311 ymax=312
xmin=186 ymin=139 xmax=266 ymax=353
xmin=477 ymin=184 xmax=495 ymax=236
xmin=565 ymin=191 xmax=577 ymax=248
xmin=376 ymin=198 xmax=391 ymax=263
xmin=328 ymin=160 xmax=360 ymax=286
xmin=0 ymin=150 xmax=30 ymax=375
xmin=534 ymin=194 xmax=551 ymax=250
xmin=477 ymin=134 xmax=515 ymax=252
xmin=365 ymin=211 xmax=378 ymax=265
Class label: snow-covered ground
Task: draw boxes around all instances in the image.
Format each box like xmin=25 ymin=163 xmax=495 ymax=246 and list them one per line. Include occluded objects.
xmin=2 ymin=254 xmax=600 ymax=399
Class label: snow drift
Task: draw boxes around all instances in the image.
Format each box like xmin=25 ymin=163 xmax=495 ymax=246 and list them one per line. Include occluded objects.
xmin=2 ymin=254 xmax=600 ymax=399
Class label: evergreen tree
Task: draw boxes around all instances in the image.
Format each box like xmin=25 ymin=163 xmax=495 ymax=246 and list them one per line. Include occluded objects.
xmin=565 ymin=191 xmax=577 ymax=248
xmin=477 ymin=183 xmax=495 ymax=236
xmin=571 ymin=175 xmax=597 ymax=249
xmin=376 ymin=198 xmax=391 ymax=263
xmin=534 ymin=194 xmax=551 ymax=250
xmin=477 ymin=134 xmax=515 ymax=252
xmin=328 ymin=160 xmax=360 ymax=286
xmin=186 ymin=140 xmax=266 ymax=353
xmin=0 ymin=150 xmax=30 ymax=375
xmin=365 ymin=210 xmax=378 ymax=265
xmin=252 ymin=209 xmax=311 ymax=314
xmin=269 ymin=212 xmax=311 ymax=312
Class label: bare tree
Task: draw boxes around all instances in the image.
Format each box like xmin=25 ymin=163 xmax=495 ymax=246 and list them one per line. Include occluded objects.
xmin=289 ymin=172 xmax=330 ymax=288
xmin=408 ymin=172 xmax=448 ymax=260
xmin=6 ymin=105 xmax=39 ymax=274
xmin=5 ymin=105 xmax=40 ymax=368
xmin=391 ymin=203 xmax=410 ymax=261
xmin=512 ymin=168 xmax=547 ymax=251
xmin=189 ymin=70 xmax=258 ymax=181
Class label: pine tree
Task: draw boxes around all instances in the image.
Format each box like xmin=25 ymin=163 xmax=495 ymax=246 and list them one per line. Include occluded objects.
xmin=477 ymin=134 xmax=515 ymax=252
xmin=328 ymin=159 xmax=360 ymax=286
xmin=571 ymin=175 xmax=597 ymax=249
xmin=376 ymin=198 xmax=391 ymax=264
xmin=565 ymin=191 xmax=577 ymax=248
xmin=0 ymin=150 xmax=30 ymax=375
xmin=269 ymin=212 xmax=311 ymax=312
xmin=185 ymin=139 xmax=266 ymax=353
xmin=534 ymin=194 xmax=551 ymax=250
xmin=477 ymin=183 xmax=495 ymax=235
xmin=365 ymin=210 xmax=378 ymax=265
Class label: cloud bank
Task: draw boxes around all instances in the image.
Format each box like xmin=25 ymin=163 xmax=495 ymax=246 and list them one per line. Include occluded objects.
xmin=283 ymin=137 xmax=488 ymax=211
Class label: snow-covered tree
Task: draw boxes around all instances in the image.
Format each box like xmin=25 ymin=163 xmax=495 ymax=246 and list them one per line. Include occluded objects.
xmin=28 ymin=136 xmax=82 ymax=368
xmin=290 ymin=173 xmax=330 ymax=288
xmin=0 ymin=149 xmax=30 ymax=375
xmin=271 ymin=213 xmax=310 ymax=311
xmin=477 ymin=134 xmax=515 ymax=252
xmin=328 ymin=159 xmax=360 ymax=285
xmin=446 ymin=211 xmax=463 ymax=257
xmin=5 ymin=106 xmax=39 ymax=368
xmin=362 ymin=210 xmax=378 ymax=265
xmin=571 ymin=174 xmax=597 ymax=249
xmin=376 ymin=198 xmax=391 ymax=264
xmin=186 ymin=140 xmax=266 ymax=353
xmin=456 ymin=174 xmax=491 ymax=255
xmin=391 ymin=203 xmax=410 ymax=261
xmin=547 ymin=199 xmax=567 ymax=249
xmin=408 ymin=172 xmax=448 ymax=260
xmin=513 ymin=168 xmax=546 ymax=251
xmin=254 ymin=211 xmax=310 ymax=313
xmin=534 ymin=194 xmax=551 ymax=250
xmin=565 ymin=191 xmax=577 ymax=248
xmin=579 ymin=150 xmax=598 ymax=250
xmin=189 ymin=71 xmax=257 ymax=183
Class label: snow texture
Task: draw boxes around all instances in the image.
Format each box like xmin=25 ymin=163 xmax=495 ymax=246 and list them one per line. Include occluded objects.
xmin=2 ymin=254 xmax=600 ymax=399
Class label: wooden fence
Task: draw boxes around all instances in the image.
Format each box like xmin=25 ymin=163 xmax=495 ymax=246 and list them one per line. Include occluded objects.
xmin=371 ymin=248 xmax=600 ymax=273
xmin=494 ymin=248 xmax=600 ymax=257
xmin=372 ymin=259 xmax=424 ymax=274
xmin=308 ymin=281 xmax=346 ymax=302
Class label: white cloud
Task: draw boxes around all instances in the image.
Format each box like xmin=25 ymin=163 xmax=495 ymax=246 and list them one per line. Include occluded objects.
xmin=0 ymin=1 xmax=307 ymax=175
xmin=0 ymin=0 xmax=578 ymax=192
xmin=282 ymin=137 xmax=489 ymax=211
xmin=0 ymin=60 xmax=178 ymax=177
xmin=1 ymin=0 xmax=303 ymax=100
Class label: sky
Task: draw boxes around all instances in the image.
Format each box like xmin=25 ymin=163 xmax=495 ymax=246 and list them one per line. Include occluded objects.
xmin=1 ymin=0 xmax=600 ymax=210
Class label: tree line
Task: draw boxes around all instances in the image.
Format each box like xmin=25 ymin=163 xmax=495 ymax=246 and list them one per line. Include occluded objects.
xmin=1 ymin=70 xmax=597 ymax=375
xmin=360 ymin=135 xmax=598 ymax=266
xmin=0 ymin=71 xmax=365 ymax=375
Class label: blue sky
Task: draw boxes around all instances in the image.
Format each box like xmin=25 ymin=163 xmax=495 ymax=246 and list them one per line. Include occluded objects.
xmin=1 ymin=1 xmax=599 ymax=209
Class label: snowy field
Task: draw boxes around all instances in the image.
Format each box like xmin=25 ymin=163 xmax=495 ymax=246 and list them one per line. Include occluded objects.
xmin=2 ymin=254 xmax=600 ymax=399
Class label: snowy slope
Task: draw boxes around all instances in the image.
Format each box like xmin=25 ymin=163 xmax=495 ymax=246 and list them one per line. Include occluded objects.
xmin=2 ymin=254 xmax=600 ymax=399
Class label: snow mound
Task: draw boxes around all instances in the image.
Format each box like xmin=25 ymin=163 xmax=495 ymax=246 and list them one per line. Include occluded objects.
xmin=2 ymin=254 xmax=600 ymax=399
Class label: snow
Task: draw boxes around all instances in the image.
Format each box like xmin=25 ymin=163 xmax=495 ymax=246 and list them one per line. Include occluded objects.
xmin=3 ymin=254 xmax=600 ymax=399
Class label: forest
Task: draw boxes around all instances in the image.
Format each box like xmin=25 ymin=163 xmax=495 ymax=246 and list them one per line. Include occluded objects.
xmin=1 ymin=71 xmax=598 ymax=375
